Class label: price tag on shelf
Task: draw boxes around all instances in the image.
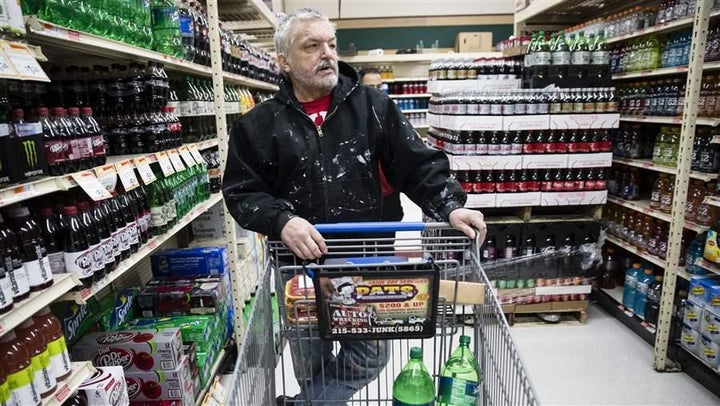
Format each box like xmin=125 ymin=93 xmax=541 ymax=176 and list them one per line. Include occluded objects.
xmin=0 ymin=49 xmax=17 ymax=79
xmin=3 ymin=42 xmax=50 ymax=82
xmin=94 ymin=164 xmax=118 ymax=193
xmin=155 ymin=151 xmax=175 ymax=177
xmin=178 ymin=146 xmax=197 ymax=167
xmin=71 ymin=171 xmax=113 ymax=201
xmin=168 ymin=149 xmax=186 ymax=172
xmin=134 ymin=156 xmax=157 ymax=185
xmin=114 ymin=160 xmax=140 ymax=191
xmin=189 ymin=144 xmax=205 ymax=164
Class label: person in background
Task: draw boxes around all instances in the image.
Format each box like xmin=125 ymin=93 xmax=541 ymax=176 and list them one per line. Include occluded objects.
xmin=222 ymin=8 xmax=486 ymax=405
xmin=359 ymin=66 xmax=404 ymax=223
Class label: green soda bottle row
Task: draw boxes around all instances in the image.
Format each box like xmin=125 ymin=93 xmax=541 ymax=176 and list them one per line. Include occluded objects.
xmin=392 ymin=336 xmax=481 ymax=406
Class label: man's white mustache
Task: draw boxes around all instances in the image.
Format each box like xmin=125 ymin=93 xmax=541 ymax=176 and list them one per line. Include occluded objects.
xmin=316 ymin=62 xmax=337 ymax=72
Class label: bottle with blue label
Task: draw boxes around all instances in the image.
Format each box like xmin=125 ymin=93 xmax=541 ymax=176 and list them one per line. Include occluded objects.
xmin=437 ymin=335 xmax=480 ymax=406
xmin=622 ymin=262 xmax=642 ymax=311
xmin=392 ymin=347 xmax=435 ymax=406
xmin=634 ymin=268 xmax=655 ymax=318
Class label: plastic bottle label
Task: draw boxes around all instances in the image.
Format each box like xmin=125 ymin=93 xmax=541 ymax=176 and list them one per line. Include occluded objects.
xmin=392 ymin=399 xmax=432 ymax=406
xmin=571 ymin=51 xmax=591 ymax=65
xmin=47 ymin=251 xmax=65 ymax=275
xmin=553 ymin=51 xmax=571 ymax=65
xmin=119 ymin=225 xmax=130 ymax=252
xmin=112 ymin=229 xmax=122 ymax=258
xmin=64 ymin=249 xmax=93 ymax=279
xmin=0 ymin=275 xmax=12 ymax=310
xmin=438 ymin=376 xmax=479 ymax=405
xmin=44 ymin=140 xmax=67 ymax=164
xmin=7 ymin=264 xmax=30 ymax=297
xmin=151 ymin=207 xmax=167 ymax=227
xmin=128 ymin=222 xmax=139 ymax=245
xmin=7 ymin=367 xmax=39 ymax=406
xmin=24 ymin=256 xmax=53 ymax=288
xmin=30 ymin=350 xmax=55 ymax=394
xmin=89 ymin=243 xmax=105 ymax=273
xmin=47 ymin=336 xmax=72 ymax=378
xmin=101 ymin=237 xmax=114 ymax=266
xmin=91 ymin=135 xmax=106 ymax=158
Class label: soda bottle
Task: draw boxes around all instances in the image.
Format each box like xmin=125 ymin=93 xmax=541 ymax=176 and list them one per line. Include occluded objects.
xmin=572 ymin=31 xmax=591 ymax=66
xmin=91 ymin=200 xmax=116 ymax=277
xmin=659 ymin=176 xmax=675 ymax=213
xmin=622 ymin=263 xmax=642 ymax=311
xmin=37 ymin=107 xmax=66 ymax=176
xmin=80 ymin=107 xmax=106 ymax=167
xmin=437 ymin=335 xmax=480 ymax=406
xmin=77 ymin=202 xmax=105 ymax=283
xmin=151 ymin=0 xmax=183 ymax=57
xmin=98 ymin=200 xmax=121 ymax=268
xmin=591 ymin=31 xmax=610 ymax=65
xmin=108 ymin=195 xmax=130 ymax=260
xmin=119 ymin=192 xmax=140 ymax=253
xmin=0 ymin=222 xmax=14 ymax=313
xmin=66 ymin=107 xmax=93 ymax=170
xmin=50 ymin=108 xmax=79 ymax=173
xmin=6 ymin=206 xmax=53 ymax=291
xmin=0 ymin=214 xmax=31 ymax=302
xmin=645 ymin=276 xmax=664 ymax=325
xmin=392 ymin=347 xmax=435 ymax=406
xmin=62 ymin=206 xmax=93 ymax=290
xmin=130 ymin=187 xmax=150 ymax=244
xmin=552 ymin=31 xmax=571 ymax=66
xmin=599 ymin=247 xmax=618 ymax=289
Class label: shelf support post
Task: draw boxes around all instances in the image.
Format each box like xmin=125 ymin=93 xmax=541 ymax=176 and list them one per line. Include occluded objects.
xmin=654 ymin=0 xmax=713 ymax=371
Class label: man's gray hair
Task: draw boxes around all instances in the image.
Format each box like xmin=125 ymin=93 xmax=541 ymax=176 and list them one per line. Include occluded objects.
xmin=274 ymin=8 xmax=335 ymax=57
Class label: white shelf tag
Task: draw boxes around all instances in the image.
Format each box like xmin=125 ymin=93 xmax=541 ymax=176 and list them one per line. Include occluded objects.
xmin=71 ymin=171 xmax=113 ymax=201
xmin=134 ymin=156 xmax=157 ymax=185
xmin=115 ymin=160 xmax=140 ymax=191
xmin=94 ymin=164 xmax=118 ymax=193
xmin=168 ymin=149 xmax=186 ymax=172
xmin=155 ymin=151 xmax=175 ymax=177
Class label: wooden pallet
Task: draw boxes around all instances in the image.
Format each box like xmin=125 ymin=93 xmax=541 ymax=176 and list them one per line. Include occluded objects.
xmin=502 ymin=300 xmax=589 ymax=327
xmin=481 ymin=205 xmax=603 ymax=224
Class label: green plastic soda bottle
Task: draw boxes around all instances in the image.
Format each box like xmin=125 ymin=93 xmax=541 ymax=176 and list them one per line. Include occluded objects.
xmin=437 ymin=335 xmax=481 ymax=406
xmin=392 ymin=347 xmax=435 ymax=406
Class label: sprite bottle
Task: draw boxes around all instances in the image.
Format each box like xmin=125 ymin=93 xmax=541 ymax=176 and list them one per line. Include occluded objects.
xmin=437 ymin=335 xmax=481 ymax=406
xmin=392 ymin=347 xmax=435 ymax=406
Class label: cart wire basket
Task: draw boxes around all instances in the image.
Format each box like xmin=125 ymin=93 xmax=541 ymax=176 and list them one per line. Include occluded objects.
xmin=225 ymin=222 xmax=540 ymax=405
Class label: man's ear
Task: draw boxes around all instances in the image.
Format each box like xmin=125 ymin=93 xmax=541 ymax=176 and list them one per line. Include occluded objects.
xmin=278 ymin=54 xmax=291 ymax=73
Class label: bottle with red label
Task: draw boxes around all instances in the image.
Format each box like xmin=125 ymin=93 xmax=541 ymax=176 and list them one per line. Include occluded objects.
xmin=79 ymin=107 xmax=106 ymax=167
xmin=62 ymin=205 xmax=93 ymax=289
xmin=67 ymin=107 xmax=93 ymax=170
xmin=50 ymin=108 xmax=79 ymax=174
xmin=38 ymin=107 xmax=66 ymax=176
xmin=6 ymin=206 xmax=53 ymax=291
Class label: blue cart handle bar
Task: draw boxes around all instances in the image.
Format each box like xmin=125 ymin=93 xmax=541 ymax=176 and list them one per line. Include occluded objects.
xmin=313 ymin=221 xmax=450 ymax=234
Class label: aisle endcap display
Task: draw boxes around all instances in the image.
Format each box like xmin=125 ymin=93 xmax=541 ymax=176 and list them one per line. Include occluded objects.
xmin=43 ymin=362 xmax=96 ymax=406
xmin=60 ymin=194 xmax=223 ymax=304
xmin=25 ymin=17 xmax=279 ymax=92
xmin=0 ymin=273 xmax=80 ymax=338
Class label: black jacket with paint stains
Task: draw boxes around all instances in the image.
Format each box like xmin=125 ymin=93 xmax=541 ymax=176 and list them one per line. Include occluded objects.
xmin=222 ymin=61 xmax=466 ymax=239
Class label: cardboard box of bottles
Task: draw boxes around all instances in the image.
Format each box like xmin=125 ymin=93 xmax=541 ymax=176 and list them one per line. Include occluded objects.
xmin=540 ymin=190 xmax=607 ymax=206
xmin=496 ymin=192 xmax=541 ymax=207
xmin=550 ymin=114 xmax=620 ymax=130
xmin=466 ymin=191 xmax=607 ymax=208
xmin=427 ymin=78 xmax=521 ymax=94
xmin=448 ymin=153 xmax=612 ymax=171
xmin=455 ymin=32 xmax=493 ymax=52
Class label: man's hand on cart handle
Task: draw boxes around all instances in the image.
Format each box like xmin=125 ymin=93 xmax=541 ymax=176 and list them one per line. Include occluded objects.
xmin=449 ymin=208 xmax=487 ymax=244
xmin=281 ymin=216 xmax=328 ymax=260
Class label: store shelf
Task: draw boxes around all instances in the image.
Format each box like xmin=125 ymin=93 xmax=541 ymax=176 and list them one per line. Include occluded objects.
xmin=401 ymin=109 xmax=429 ymax=114
xmin=607 ymin=15 xmax=696 ymax=44
xmin=383 ymin=77 xmax=428 ymax=83
xmin=612 ymin=157 xmax=718 ymax=182
xmin=605 ymin=235 xmax=666 ymax=268
xmin=607 ymin=196 xmax=707 ymax=233
xmin=0 ymin=141 xmax=217 ymax=209
xmin=703 ymin=195 xmax=720 ymax=208
xmin=25 ymin=18 xmax=278 ymax=91
xmin=195 ymin=348 xmax=227 ymax=406
xmin=502 ymin=46 xmax=527 ymax=58
xmin=342 ymin=53 xmax=501 ymax=64
xmin=594 ymin=287 xmax=657 ymax=345
xmin=389 ymin=93 xmax=431 ymax=98
xmin=60 ymin=194 xmax=223 ymax=303
xmin=619 ymin=115 xmax=720 ymax=126
xmin=414 ymin=124 xmax=430 ymax=129
xmin=612 ymin=66 xmax=689 ymax=80
xmin=697 ymin=258 xmax=720 ymax=277
xmin=0 ymin=274 xmax=80 ymax=338
xmin=44 ymin=362 xmax=96 ymax=406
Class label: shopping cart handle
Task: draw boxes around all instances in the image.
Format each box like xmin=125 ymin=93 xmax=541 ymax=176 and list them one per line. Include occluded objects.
xmin=314 ymin=221 xmax=430 ymax=234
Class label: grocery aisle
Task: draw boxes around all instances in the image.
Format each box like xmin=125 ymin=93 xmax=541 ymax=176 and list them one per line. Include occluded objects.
xmin=512 ymin=304 xmax=718 ymax=405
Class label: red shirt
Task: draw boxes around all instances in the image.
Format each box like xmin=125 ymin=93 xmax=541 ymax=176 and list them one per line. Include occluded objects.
xmin=301 ymin=94 xmax=395 ymax=197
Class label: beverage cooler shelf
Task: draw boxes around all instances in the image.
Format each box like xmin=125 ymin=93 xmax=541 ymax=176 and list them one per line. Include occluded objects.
xmin=606 ymin=196 xmax=708 ymax=233
xmin=620 ymin=115 xmax=720 ymax=126
xmin=0 ymin=274 xmax=80 ymax=338
xmin=25 ymin=17 xmax=279 ymax=92
xmin=43 ymin=362 xmax=96 ymax=406
xmin=60 ymin=194 xmax=223 ymax=304
xmin=612 ymin=157 xmax=718 ymax=182
xmin=0 ymin=140 xmax=217 ymax=209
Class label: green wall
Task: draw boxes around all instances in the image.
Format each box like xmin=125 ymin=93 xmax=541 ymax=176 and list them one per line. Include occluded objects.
xmin=337 ymin=24 xmax=513 ymax=51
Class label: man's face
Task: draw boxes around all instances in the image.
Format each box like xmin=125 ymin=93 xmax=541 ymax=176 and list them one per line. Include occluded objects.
xmin=361 ymin=72 xmax=382 ymax=90
xmin=281 ymin=19 xmax=338 ymax=98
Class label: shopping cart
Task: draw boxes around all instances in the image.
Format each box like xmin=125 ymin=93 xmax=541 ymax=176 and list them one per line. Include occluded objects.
xmin=225 ymin=222 xmax=540 ymax=405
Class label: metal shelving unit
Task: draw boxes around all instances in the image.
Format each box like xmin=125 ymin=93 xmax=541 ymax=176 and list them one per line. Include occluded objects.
xmin=43 ymin=362 xmax=96 ymax=406
xmin=60 ymin=194 xmax=223 ymax=303
xmin=611 ymin=61 xmax=720 ymax=80
xmin=606 ymin=196 xmax=708 ymax=233
xmin=612 ymin=157 xmax=718 ymax=182
xmin=0 ymin=274 xmax=80 ymax=338
xmin=519 ymin=0 xmax=718 ymax=373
